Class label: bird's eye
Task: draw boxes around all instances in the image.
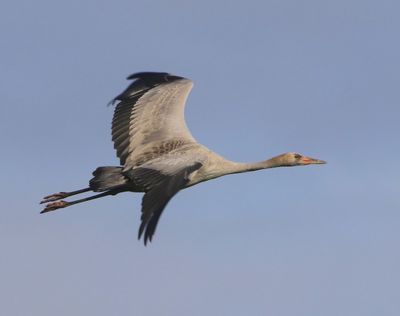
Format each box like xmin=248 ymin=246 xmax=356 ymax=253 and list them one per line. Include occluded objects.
xmin=294 ymin=154 xmax=302 ymax=159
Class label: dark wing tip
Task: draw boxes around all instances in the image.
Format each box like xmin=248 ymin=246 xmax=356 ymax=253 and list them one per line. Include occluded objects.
xmin=138 ymin=225 xmax=153 ymax=246
xmin=138 ymin=221 xmax=146 ymax=241
xmin=138 ymin=209 xmax=158 ymax=246
xmin=127 ymin=72 xmax=171 ymax=80
xmin=110 ymin=71 xmax=186 ymax=106
xmin=126 ymin=72 xmax=186 ymax=83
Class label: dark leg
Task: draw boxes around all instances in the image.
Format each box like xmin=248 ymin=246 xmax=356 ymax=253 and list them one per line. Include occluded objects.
xmin=40 ymin=188 xmax=91 ymax=204
xmin=40 ymin=190 xmax=114 ymax=214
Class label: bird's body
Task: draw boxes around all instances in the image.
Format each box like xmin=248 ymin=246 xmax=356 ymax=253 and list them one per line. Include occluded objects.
xmin=41 ymin=72 xmax=326 ymax=245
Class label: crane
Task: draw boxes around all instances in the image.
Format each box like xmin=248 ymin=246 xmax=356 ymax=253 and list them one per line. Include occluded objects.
xmin=41 ymin=72 xmax=326 ymax=245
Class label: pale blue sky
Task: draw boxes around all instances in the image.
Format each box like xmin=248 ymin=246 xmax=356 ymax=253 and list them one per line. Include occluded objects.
xmin=1 ymin=0 xmax=399 ymax=315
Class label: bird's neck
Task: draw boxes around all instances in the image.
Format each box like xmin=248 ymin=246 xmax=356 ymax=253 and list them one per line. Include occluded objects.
xmin=224 ymin=155 xmax=289 ymax=175
xmin=192 ymin=154 xmax=291 ymax=186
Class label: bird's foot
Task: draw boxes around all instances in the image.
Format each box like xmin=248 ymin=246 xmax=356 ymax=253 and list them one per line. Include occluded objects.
xmin=41 ymin=201 xmax=68 ymax=213
xmin=40 ymin=192 xmax=69 ymax=204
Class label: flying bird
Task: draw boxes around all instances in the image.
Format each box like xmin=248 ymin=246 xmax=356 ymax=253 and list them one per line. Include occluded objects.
xmin=41 ymin=72 xmax=326 ymax=245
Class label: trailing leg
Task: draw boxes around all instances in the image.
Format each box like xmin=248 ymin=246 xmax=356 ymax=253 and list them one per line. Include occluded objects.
xmin=40 ymin=188 xmax=91 ymax=204
xmin=40 ymin=190 xmax=119 ymax=214
xmin=40 ymin=165 xmax=131 ymax=213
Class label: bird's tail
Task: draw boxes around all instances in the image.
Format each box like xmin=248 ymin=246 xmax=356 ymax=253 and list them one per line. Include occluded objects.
xmin=89 ymin=166 xmax=129 ymax=192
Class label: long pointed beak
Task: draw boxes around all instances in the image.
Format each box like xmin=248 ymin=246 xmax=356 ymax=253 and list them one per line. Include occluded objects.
xmin=299 ymin=156 xmax=327 ymax=165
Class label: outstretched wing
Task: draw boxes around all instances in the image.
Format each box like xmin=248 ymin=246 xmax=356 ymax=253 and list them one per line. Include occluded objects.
xmin=129 ymin=162 xmax=203 ymax=245
xmin=111 ymin=72 xmax=196 ymax=167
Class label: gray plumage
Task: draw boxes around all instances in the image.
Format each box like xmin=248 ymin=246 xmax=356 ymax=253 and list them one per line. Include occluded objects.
xmin=41 ymin=71 xmax=326 ymax=245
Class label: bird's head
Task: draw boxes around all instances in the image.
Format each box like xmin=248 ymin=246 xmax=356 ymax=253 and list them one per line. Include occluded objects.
xmin=273 ymin=152 xmax=326 ymax=167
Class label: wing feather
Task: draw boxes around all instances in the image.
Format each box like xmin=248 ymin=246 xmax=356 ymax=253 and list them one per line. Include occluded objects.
xmin=131 ymin=162 xmax=202 ymax=245
xmin=111 ymin=72 xmax=196 ymax=166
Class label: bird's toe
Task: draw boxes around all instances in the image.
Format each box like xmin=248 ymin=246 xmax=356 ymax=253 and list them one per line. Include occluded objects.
xmin=40 ymin=192 xmax=68 ymax=204
xmin=41 ymin=201 xmax=68 ymax=213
